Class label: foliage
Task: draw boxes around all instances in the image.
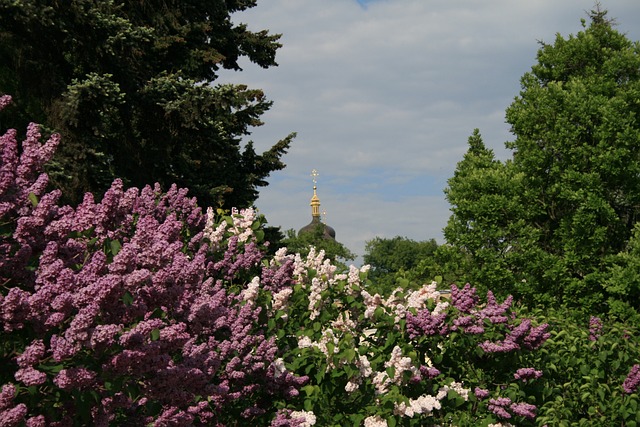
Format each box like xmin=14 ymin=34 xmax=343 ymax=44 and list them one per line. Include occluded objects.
xmin=363 ymin=236 xmax=438 ymax=294
xmin=440 ymin=129 xmax=545 ymax=301
xmin=281 ymin=224 xmax=355 ymax=271
xmin=0 ymin=0 xmax=294 ymax=208
xmin=523 ymin=309 xmax=640 ymax=426
xmin=604 ymin=224 xmax=640 ymax=320
xmin=442 ymin=9 xmax=640 ymax=315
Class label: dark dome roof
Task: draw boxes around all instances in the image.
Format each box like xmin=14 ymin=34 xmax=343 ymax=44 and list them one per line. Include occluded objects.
xmin=299 ymin=217 xmax=336 ymax=240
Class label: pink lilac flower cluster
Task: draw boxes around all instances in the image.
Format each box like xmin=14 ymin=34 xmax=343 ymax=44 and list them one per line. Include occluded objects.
xmin=623 ymin=364 xmax=640 ymax=394
xmin=589 ymin=316 xmax=603 ymax=341
xmin=479 ymin=318 xmax=550 ymax=353
xmin=474 ymin=387 xmax=490 ymax=399
xmin=488 ymin=397 xmax=537 ymax=420
xmin=0 ymin=112 xmax=307 ymax=425
xmin=0 ymin=95 xmax=12 ymax=110
xmin=514 ymin=367 xmax=543 ymax=382
xmin=451 ymin=287 xmax=513 ymax=334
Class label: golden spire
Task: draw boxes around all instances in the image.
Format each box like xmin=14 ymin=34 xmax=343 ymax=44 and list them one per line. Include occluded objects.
xmin=310 ymin=169 xmax=320 ymax=218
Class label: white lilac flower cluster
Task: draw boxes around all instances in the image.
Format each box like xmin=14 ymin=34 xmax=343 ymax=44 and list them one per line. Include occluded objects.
xmin=241 ymin=276 xmax=261 ymax=304
xmin=289 ymin=410 xmax=317 ymax=426
xmin=371 ymin=346 xmax=420 ymax=395
xmin=393 ymin=394 xmax=441 ymax=417
xmin=361 ymin=281 xmax=447 ymax=324
xmin=436 ymin=381 xmax=470 ymax=401
xmin=298 ymin=329 xmax=340 ymax=370
xmin=204 ymin=207 xmax=257 ymax=248
xmin=391 ymin=380 xmax=470 ymax=419
xmin=363 ymin=414 xmax=388 ymax=427
xmin=204 ymin=207 xmax=227 ymax=248
xmin=344 ymin=354 xmax=373 ymax=393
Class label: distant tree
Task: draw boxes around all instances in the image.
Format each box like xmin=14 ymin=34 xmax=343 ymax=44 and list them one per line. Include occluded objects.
xmin=363 ymin=236 xmax=438 ymax=292
xmin=442 ymin=8 xmax=640 ymax=315
xmin=281 ymin=225 xmax=355 ymax=270
xmin=0 ymin=0 xmax=294 ymax=208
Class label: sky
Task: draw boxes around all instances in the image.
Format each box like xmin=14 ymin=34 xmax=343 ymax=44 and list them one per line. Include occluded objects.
xmin=219 ymin=0 xmax=640 ymax=264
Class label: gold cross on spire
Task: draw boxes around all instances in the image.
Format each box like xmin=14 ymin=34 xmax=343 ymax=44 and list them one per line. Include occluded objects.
xmin=311 ymin=169 xmax=319 ymax=185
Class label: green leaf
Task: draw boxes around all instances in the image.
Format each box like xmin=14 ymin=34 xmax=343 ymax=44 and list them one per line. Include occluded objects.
xmin=302 ymin=385 xmax=316 ymax=397
xmin=122 ymin=291 xmax=134 ymax=306
xmin=344 ymin=348 xmax=356 ymax=363
xmin=150 ymin=328 xmax=160 ymax=341
xmin=303 ymin=399 xmax=313 ymax=412
xmin=110 ymin=239 xmax=122 ymax=256
xmin=28 ymin=192 xmax=38 ymax=207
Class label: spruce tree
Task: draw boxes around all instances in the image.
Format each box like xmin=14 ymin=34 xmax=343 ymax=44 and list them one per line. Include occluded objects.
xmin=0 ymin=0 xmax=294 ymax=208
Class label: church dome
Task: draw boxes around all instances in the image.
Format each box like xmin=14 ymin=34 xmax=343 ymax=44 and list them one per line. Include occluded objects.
xmin=299 ymin=216 xmax=336 ymax=240
xmin=298 ymin=170 xmax=336 ymax=240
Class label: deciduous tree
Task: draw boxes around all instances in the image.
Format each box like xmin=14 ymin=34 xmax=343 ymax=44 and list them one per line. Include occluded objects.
xmin=363 ymin=235 xmax=438 ymax=292
xmin=443 ymin=8 xmax=640 ymax=314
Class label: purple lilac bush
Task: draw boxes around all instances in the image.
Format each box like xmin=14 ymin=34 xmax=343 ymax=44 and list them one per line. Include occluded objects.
xmin=0 ymin=96 xmax=306 ymax=426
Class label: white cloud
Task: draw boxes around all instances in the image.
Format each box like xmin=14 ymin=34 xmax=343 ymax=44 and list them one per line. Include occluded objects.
xmin=221 ymin=0 xmax=640 ymax=263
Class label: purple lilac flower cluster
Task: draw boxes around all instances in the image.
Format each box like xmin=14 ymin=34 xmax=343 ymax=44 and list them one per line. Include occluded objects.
xmin=479 ymin=318 xmax=550 ymax=354
xmin=474 ymin=387 xmax=490 ymax=400
xmin=623 ymin=364 xmax=640 ymax=394
xmin=411 ymin=283 xmax=549 ymax=356
xmin=487 ymin=396 xmax=537 ymax=420
xmin=450 ymin=286 xmax=513 ymax=334
xmin=408 ymin=285 xmax=519 ymax=339
xmin=514 ymin=367 xmax=543 ymax=382
xmin=589 ymin=316 xmax=603 ymax=341
xmin=451 ymin=283 xmax=479 ymax=313
xmin=0 ymin=110 xmax=307 ymax=425
xmin=406 ymin=309 xmax=448 ymax=338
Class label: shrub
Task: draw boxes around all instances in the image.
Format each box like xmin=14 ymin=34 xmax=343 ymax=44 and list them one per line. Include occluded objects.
xmin=0 ymin=95 xmax=306 ymax=426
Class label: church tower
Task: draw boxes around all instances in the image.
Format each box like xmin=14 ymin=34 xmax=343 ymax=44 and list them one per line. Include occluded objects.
xmin=298 ymin=169 xmax=336 ymax=239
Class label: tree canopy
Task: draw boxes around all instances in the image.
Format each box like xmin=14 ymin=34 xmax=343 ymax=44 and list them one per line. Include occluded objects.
xmin=442 ymin=8 xmax=640 ymax=316
xmin=0 ymin=0 xmax=294 ymax=208
xmin=363 ymin=236 xmax=438 ymax=293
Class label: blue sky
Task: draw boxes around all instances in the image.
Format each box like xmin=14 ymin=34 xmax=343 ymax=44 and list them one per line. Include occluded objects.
xmin=220 ymin=0 xmax=640 ymax=264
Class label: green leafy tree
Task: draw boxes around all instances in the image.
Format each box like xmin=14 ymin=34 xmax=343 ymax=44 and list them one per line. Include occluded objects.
xmin=603 ymin=223 xmax=640 ymax=320
xmin=443 ymin=8 xmax=640 ymax=314
xmin=0 ymin=0 xmax=294 ymax=208
xmin=441 ymin=130 xmax=549 ymax=300
xmin=363 ymin=235 xmax=438 ymax=292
